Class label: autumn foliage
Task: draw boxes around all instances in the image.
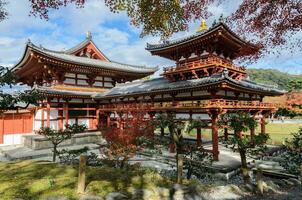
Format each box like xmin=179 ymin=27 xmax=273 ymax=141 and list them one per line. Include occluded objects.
xmin=101 ymin=115 xmax=154 ymax=168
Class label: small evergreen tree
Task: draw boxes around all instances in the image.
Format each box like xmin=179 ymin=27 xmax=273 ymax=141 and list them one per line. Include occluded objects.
xmin=37 ymin=124 xmax=87 ymax=162
xmin=219 ymin=112 xmax=269 ymax=184
xmin=279 ymin=128 xmax=302 ymax=175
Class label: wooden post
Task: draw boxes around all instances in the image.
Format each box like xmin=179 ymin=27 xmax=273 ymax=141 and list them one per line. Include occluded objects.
xmin=58 ymin=104 xmax=63 ymax=130
xmin=65 ymin=103 xmax=69 ymax=127
xmin=257 ymin=167 xmax=264 ymax=195
xmin=106 ymin=113 xmax=111 ymax=128
xmin=196 ymin=127 xmax=202 ymax=146
xmin=177 ymin=153 xmax=183 ymax=184
xmin=41 ymin=107 xmax=45 ymax=128
xmin=77 ymin=154 xmax=87 ymax=194
xmin=46 ymin=101 xmax=50 ymax=128
xmin=211 ymin=111 xmax=219 ymax=161
xmin=95 ymin=109 xmax=100 ymax=129
xmin=260 ymin=116 xmax=266 ymax=134
xmin=0 ymin=114 xmax=4 ymax=144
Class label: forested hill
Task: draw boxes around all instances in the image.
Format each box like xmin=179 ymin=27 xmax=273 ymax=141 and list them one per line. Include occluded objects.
xmin=247 ymin=69 xmax=302 ymax=90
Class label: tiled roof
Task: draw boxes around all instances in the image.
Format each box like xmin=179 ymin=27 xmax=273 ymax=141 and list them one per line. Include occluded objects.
xmin=93 ymin=70 xmax=285 ymax=99
xmin=146 ymin=22 xmax=254 ymax=51
xmin=37 ymin=86 xmax=97 ymax=97
xmin=13 ymin=41 xmax=158 ymax=74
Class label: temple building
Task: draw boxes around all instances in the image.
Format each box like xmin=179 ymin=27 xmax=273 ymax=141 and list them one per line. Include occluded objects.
xmin=1 ymin=22 xmax=285 ymax=161
xmin=0 ymin=32 xmax=157 ymax=144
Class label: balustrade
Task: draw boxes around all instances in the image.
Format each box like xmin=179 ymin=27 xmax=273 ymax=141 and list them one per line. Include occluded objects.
xmin=163 ymin=55 xmax=246 ymax=74
xmin=100 ymin=99 xmax=277 ymax=111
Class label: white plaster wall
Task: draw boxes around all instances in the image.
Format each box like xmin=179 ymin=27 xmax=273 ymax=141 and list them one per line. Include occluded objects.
xmin=176 ymin=92 xmax=191 ymax=98
xmin=3 ymin=133 xmax=32 ymax=145
xmin=192 ymin=91 xmax=209 ymax=96
xmin=78 ymin=119 xmax=89 ymax=127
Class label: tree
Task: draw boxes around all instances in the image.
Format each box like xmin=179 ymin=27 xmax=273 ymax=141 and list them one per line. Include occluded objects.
xmin=0 ymin=0 xmax=7 ymax=21
xmin=19 ymin=0 xmax=302 ymax=60
xmin=186 ymin=118 xmax=208 ymax=145
xmin=279 ymin=128 xmax=302 ymax=175
xmin=219 ymin=112 xmax=269 ymax=184
xmin=37 ymin=124 xmax=87 ymax=162
xmin=0 ymin=66 xmax=43 ymax=110
xmin=154 ymin=113 xmax=169 ymax=137
xmin=101 ymin=114 xmax=153 ymax=169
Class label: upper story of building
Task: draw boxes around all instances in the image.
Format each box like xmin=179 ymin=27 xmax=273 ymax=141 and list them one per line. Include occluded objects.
xmin=146 ymin=20 xmax=259 ymax=82
xmin=12 ymin=32 xmax=158 ymax=94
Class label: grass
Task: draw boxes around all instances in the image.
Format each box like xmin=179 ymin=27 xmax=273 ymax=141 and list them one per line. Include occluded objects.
xmin=0 ymin=160 xmax=175 ymax=200
xmin=256 ymin=123 xmax=302 ymax=145
xmin=163 ymin=122 xmax=302 ymax=145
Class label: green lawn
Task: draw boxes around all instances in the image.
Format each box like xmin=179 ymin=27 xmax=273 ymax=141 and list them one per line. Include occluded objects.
xmin=256 ymin=123 xmax=301 ymax=144
xmin=0 ymin=160 xmax=174 ymax=200
xmin=164 ymin=122 xmax=302 ymax=145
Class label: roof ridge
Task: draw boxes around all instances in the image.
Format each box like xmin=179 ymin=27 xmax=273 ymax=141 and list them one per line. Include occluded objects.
xmin=28 ymin=41 xmax=67 ymax=54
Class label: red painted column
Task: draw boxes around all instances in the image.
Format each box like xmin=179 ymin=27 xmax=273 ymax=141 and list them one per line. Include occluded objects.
xmin=0 ymin=115 xmax=4 ymax=144
xmin=260 ymin=116 xmax=266 ymax=134
xmin=95 ymin=109 xmax=100 ymax=129
xmin=196 ymin=127 xmax=202 ymax=146
xmin=58 ymin=107 xmax=63 ymax=130
xmin=211 ymin=111 xmax=219 ymax=161
xmin=250 ymin=127 xmax=255 ymax=139
xmin=65 ymin=103 xmax=69 ymax=127
xmin=107 ymin=113 xmax=111 ymax=128
xmin=41 ymin=106 xmax=45 ymax=128
xmin=46 ymin=101 xmax=50 ymax=128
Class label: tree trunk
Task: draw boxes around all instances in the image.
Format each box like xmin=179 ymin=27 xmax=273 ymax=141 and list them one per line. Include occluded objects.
xmin=239 ymin=149 xmax=251 ymax=184
xmin=177 ymin=153 xmax=184 ymax=184
xmin=257 ymin=167 xmax=264 ymax=195
xmin=53 ymin=144 xmax=57 ymax=162
xmin=160 ymin=127 xmax=164 ymax=136
xmin=196 ymin=128 xmax=202 ymax=146
xmin=77 ymin=154 xmax=86 ymax=194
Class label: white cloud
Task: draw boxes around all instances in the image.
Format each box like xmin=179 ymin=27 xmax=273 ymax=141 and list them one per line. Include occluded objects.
xmin=0 ymin=0 xmax=301 ymax=76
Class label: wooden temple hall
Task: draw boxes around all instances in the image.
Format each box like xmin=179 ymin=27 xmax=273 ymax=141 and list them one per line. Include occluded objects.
xmin=4 ymin=22 xmax=284 ymax=160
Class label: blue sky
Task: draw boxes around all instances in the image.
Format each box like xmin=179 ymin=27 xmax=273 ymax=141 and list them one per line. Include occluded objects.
xmin=0 ymin=0 xmax=301 ymax=75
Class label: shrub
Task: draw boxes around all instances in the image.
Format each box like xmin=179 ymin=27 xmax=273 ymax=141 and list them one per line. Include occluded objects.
xmin=58 ymin=146 xmax=103 ymax=166
xmin=279 ymin=128 xmax=302 ymax=175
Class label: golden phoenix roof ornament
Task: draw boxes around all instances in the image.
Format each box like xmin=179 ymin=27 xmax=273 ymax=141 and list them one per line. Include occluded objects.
xmin=197 ymin=20 xmax=208 ymax=32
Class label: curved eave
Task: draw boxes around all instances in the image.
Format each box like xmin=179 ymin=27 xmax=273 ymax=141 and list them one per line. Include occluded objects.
xmin=12 ymin=43 xmax=158 ymax=76
xmin=146 ymin=23 xmax=257 ymax=53
xmin=93 ymin=76 xmax=285 ymax=100
xmin=37 ymin=87 xmax=97 ymax=99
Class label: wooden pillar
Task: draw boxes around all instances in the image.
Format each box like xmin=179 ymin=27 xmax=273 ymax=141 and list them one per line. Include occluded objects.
xmin=0 ymin=114 xmax=4 ymax=144
xmin=196 ymin=127 xmax=202 ymax=146
xmin=64 ymin=102 xmax=69 ymax=127
xmin=46 ymin=101 xmax=50 ymax=128
xmin=58 ymin=104 xmax=63 ymax=130
xmin=95 ymin=109 xmax=100 ymax=129
xmin=224 ymin=127 xmax=228 ymax=141
xmin=41 ymin=104 xmax=45 ymax=128
xmin=211 ymin=111 xmax=219 ymax=161
xmin=260 ymin=116 xmax=266 ymax=134
xmin=250 ymin=126 xmax=255 ymax=139
xmin=106 ymin=113 xmax=111 ymax=128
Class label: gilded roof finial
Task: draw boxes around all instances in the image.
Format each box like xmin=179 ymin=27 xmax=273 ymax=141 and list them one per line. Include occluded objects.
xmin=197 ymin=20 xmax=208 ymax=32
xmin=86 ymin=31 xmax=92 ymax=40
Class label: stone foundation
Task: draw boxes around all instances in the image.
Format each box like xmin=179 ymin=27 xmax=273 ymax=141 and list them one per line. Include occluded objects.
xmin=23 ymin=131 xmax=103 ymax=150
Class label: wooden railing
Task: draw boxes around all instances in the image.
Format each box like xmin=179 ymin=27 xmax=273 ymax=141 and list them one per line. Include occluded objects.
xmin=163 ymin=55 xmax=246 ymax=74
xmin=99 ymin=99 xmax=277 ymax=112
